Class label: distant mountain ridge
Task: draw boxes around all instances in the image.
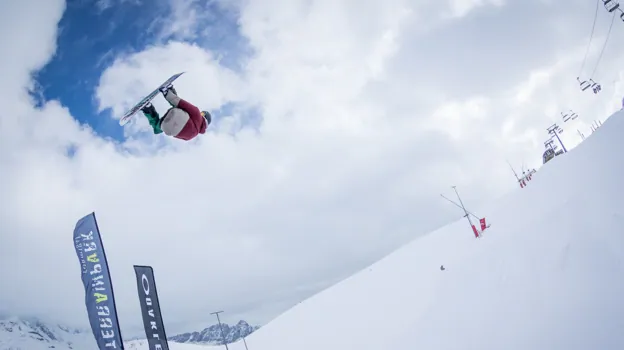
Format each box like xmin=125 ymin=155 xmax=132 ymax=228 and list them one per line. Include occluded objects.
xmin=0 ymin=317 xmax=95 ymax=349
xmin=0 ymin=315 xmax=260 ymax=349
xmin=169 ymin=320 xmax=260 ymax=344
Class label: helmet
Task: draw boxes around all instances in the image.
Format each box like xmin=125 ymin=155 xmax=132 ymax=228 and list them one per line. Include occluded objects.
xmin=201 ymin=111 xmax=211 ymax=125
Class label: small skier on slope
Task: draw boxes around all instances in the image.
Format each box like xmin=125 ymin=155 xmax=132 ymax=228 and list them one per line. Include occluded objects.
xmin=141 ymin=84 xmax=211 ymax=140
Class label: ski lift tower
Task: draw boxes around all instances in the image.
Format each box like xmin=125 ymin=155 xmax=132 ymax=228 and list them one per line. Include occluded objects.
xmin=562 ymin=110 xmax=578 ymax=123
xmin=544 ymin=138 xmax=556 ymax=152
xmin=547 ymin=123 xmax=567 ymax=153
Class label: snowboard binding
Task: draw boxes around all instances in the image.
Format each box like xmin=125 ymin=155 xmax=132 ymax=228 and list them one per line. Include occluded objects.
xmin=159 ymin=84 xmax=177 ymax=96
xmin=141 ymin=102 xmax=157 ymax=116
xmin=141 ymin=84 xmax=178 ymax=114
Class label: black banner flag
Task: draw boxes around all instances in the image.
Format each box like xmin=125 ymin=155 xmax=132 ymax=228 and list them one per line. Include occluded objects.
xmin=133 ymin=265 xmax=169 ymax=350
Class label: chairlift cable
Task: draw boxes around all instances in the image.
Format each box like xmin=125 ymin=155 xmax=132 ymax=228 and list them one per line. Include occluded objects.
xmin=578 ymin=0 xmax=601 ymax=77
xmin=589 ymin=10 xmax=616 ymax=79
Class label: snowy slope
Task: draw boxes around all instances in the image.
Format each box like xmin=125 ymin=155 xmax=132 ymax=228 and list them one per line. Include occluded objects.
xmin=223 ymin=109 xmax=624 ymax=350
xmin=125 ymin=339 xmax=217 ymax=349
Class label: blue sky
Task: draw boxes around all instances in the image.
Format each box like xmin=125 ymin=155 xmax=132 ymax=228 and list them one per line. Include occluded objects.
xmin=34 ymin=0 xmax=250 ymax=141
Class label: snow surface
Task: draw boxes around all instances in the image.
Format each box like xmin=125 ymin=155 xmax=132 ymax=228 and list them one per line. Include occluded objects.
xmin=125 ymin=339 xmax=216 ymax=349
xmin=219 ymin=110 xmax=624 ymax=350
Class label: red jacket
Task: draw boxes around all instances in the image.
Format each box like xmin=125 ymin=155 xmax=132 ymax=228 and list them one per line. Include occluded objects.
xmin=161 ymin=98 xmax=207 ymax=140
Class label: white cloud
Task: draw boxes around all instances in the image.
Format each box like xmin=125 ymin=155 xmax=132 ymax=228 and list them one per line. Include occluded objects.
xmin=96 ymin=0 xmax=113 ymax=12
xmin=2 ymin=0 xmax=624 ymax=336
xmin=95 ymin=0 xmax=142 ymax=13
xmin=156 ymin=0 xmax=203 ymax=40
xmin=147 ymin=0 xmax=236 ymax=43
xmin=446 ymin=0 xmax=505 ymax=18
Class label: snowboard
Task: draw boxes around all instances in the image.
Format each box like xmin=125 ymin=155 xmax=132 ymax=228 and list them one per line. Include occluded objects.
xmin=119 ymin=72 xmax=185 ymax=126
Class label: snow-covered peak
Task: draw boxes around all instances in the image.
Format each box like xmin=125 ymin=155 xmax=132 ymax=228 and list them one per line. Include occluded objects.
xmin=0 ymin=316 xmax=224 ymax=349
xmin=0 ymin=317 xmax=95 ymax=349
xmin=169 ymin=320 xmax=259 ymax=345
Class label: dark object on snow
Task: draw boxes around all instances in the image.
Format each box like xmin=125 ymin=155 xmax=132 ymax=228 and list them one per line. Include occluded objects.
xmin=440 ymin=265 xmax=445 ymax=271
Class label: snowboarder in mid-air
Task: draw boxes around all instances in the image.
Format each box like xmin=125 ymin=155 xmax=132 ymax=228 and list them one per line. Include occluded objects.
xmin=141 ymin=84 xmax=211 ymax=141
